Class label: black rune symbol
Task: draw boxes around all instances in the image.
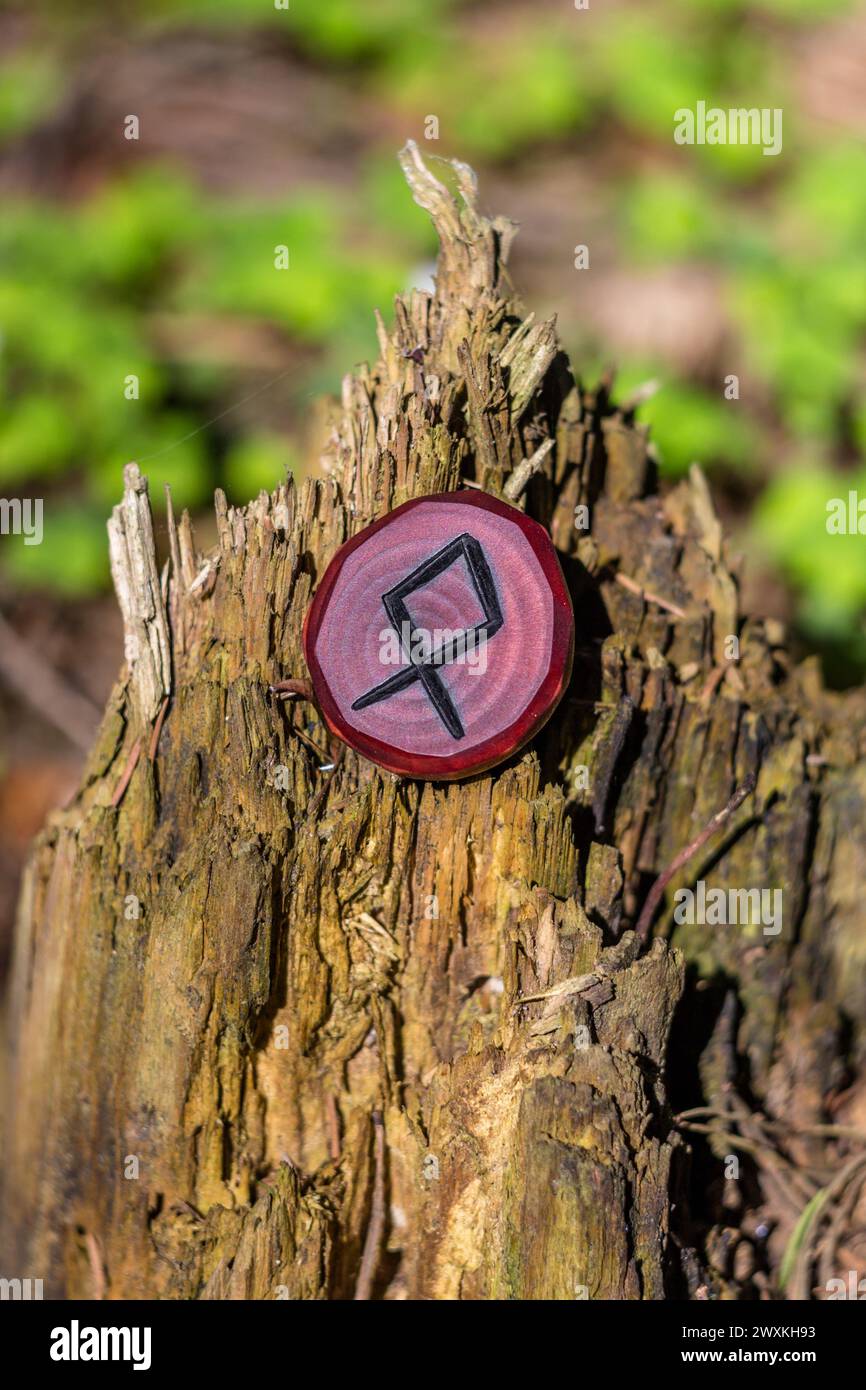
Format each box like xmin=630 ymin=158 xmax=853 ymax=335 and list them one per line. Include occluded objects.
xmin=351 ymin=533 xmax=503 ymax=739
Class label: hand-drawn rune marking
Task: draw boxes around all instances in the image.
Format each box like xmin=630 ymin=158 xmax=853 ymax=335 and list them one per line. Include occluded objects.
xmin=351 ymin=533 xmax=503 ymax=739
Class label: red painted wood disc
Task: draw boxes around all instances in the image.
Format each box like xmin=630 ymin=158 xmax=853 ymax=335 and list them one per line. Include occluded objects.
xmin=303 ymin=490 xmax=574 ymax=779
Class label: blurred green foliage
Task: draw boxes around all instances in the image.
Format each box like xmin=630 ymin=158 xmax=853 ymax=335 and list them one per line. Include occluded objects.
xmin=754 ymin=463 xmax=866 ymax=680
xmin=0 ymin=50 xmax=61 ymax=139
xmin=0 ymin=166 xmax=428 ymax=594
xmin=1 ymin=0 xmax=864 ymax=680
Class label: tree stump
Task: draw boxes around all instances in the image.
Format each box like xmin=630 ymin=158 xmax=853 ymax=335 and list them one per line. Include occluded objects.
xmin=4 ymin=143 xmax=866 ymax=1301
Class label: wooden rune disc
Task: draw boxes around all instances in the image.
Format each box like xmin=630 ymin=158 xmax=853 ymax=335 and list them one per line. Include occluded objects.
xmin=303 ymin=490 xmax=574 ymax=780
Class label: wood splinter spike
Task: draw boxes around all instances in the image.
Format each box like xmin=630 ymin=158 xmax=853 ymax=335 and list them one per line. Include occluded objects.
xmin=302 ymin=490 xmax=574 ymax=780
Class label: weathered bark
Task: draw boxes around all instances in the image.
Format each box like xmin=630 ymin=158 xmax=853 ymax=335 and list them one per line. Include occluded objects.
xmin=4 ymin=143 xmax=866 ymax=1301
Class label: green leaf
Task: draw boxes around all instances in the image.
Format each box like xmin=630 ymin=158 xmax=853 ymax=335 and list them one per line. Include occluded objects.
xmin=753 ymin=465 xmax=866 ymax=625
xmin=0 ymin=52 xmax=61 ymax=140
xmin=638 ymin=379 xmax=760 ymax=479
xmin=619 ymin=173 xmax=735 ymax=261
xmin=0 ymin=504 xmax=110 ymax=596
xmin=779 ymin=1188 xmax=829 ymax=1293
xmin=223 ymin=433 xmax=299 ymax=505
xmin=0 ymin=395 xmax=74 ymax=485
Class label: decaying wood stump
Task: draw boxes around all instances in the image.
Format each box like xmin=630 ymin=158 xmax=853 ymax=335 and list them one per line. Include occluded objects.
xmin=4 ymin=143 xmax=866 ymax=1301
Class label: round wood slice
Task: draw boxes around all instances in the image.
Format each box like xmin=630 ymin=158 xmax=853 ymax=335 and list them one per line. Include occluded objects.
xmin=303 ymin=490 xmax=574 ymax=779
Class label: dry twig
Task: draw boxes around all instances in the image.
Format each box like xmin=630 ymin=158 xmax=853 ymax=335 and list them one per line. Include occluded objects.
xmin=636 ymin=774 xmax=758 ymax=942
